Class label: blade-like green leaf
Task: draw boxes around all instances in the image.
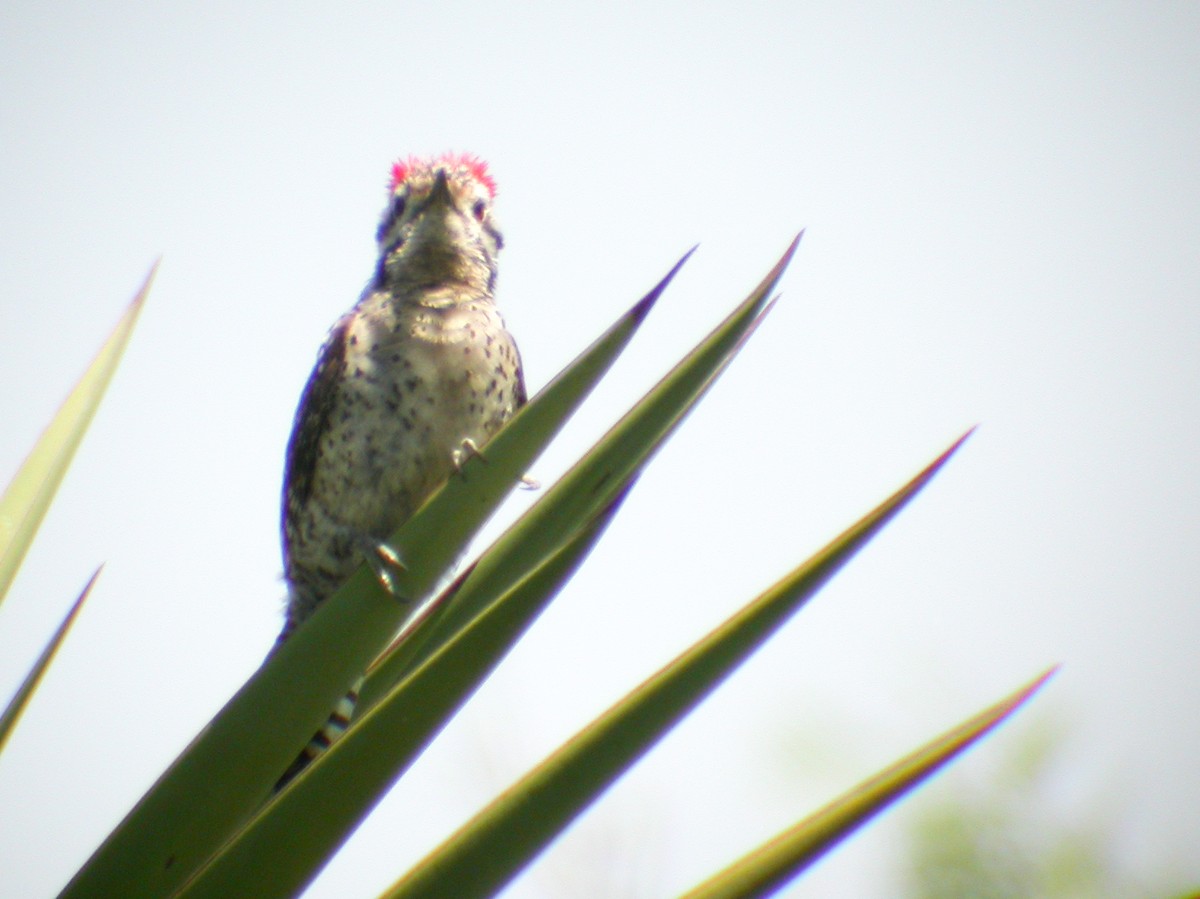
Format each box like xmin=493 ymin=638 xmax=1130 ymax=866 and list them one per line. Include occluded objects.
xmin=359 ymin=235 xmax=802 ymax=712
xmin=381 ymin=429 xmax=973 ymax=899
xmin=169 ymin=238 xmax=801 ymax=897
xmin=169 ymin=237 xmax=795 ymax=898
xmin=0 ymin=567 xmax=102 ymax=755
xmin=680 ymin=667 xmax=1058 ymax=899
xmin=59 ymin=253 xmax=681 ymax=899
xmin=172 ymin=483 xmax=636 ymax=899
xmin=0 ymin=267 xmax=153 ymax=608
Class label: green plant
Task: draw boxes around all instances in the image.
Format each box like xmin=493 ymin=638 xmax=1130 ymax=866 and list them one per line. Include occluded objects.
xmin=1 ymin=242 xmax=1051 ymax=898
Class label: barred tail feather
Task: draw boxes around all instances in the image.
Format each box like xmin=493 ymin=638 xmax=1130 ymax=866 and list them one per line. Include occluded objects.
xmin=274 ymin=677 xmax=363 ymax=791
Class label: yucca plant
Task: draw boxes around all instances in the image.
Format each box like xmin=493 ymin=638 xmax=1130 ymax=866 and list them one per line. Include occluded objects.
xmin=1 ymin=239 xmax=1051 ymax=898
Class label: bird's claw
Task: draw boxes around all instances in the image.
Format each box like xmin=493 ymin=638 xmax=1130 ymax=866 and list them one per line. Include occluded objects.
xmin=362 ymin=538 xmax=407 ymax=599
xmin=453 ymin=439 xmax=538 ymax=490
xmin=452 ymin=437 xmax=486 ymax=474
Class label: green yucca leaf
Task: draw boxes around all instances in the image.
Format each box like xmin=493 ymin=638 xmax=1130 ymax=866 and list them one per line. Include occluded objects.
xmin=359 ymin=234 xmax=801 ymax=712
xmin=380 ymin=429 xmax=973 ymax=899
xmin=172 ymin=482 xmax=636 ymax=899
xmin=60 ymin=256 xmax=682 ymax=899
xmin=171 ymin=235 xmax=800 ymax=897
xmin=0 ymin=267 xmax=153 ymax=609
xmin=0 ymin=567 xmax=102 ymax=755
xmin=680 ymin=667 xmax=1057 ymax=899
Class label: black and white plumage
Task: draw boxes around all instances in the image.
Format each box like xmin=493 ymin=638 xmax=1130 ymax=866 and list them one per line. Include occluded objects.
xmin=274 ymin=153 xmax=524 ymax=787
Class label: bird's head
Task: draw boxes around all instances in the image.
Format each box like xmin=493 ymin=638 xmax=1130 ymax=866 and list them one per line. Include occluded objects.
xmin=374 ymin=153 xmax=503 ymax=292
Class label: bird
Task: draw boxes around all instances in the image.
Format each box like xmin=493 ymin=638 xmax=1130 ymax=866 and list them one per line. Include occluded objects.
xmin=273 ymin=152 xmax=525 ymax=787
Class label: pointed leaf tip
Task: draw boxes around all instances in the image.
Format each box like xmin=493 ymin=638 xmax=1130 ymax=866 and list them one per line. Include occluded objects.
xmin=132 ymin=260 xmax=160 ymax=308
xmin=890 ymin=429 xmax=976 ymax=507
xmin=0 ymin=565 xmax=104 ymax=755
xmin=934 ymin=426 xmax=977 ymax=467
xmin=629 ymin=246 xmax=697 ymax=323
xmin=1009 ymin=665 xmax=1059 ymax=709
xmin=729 ymin=297 xmax=780 ymax=353
xmin=678 ymin=666 xmax=1057 ymax=899
xmin=782 ymin=230 xmax=803 ymax=260
xmin=779 ymin=231 xmax=803 ymax=264
xmin=0 ymin=271 xmax=152 ymax=610
xmin=743 ymin=235 xmax=803 ymax=313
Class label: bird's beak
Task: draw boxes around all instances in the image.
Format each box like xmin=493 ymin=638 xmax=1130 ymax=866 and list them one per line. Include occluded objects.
xmin=428 ymin=168 xmax=453 ymax=207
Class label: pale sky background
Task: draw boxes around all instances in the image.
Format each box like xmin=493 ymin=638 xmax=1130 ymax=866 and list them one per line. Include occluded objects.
xmin=1 ymin=3 xmax=1197 ymax=897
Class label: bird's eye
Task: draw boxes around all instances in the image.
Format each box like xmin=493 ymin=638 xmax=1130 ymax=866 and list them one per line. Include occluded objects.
xmin=392 ymin=196 xmax=407 ymax=219
xmin=472 ymin=200 xmax=487 ymax=221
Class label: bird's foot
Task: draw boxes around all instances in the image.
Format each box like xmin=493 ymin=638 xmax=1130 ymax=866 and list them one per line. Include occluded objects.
xmin=453 ymin=438 xmax=538 ymax=490
xmin=361 ymin=538 xmax=407 ymax=598
xmin=452 ymin=437 xmax=486 ymax=474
